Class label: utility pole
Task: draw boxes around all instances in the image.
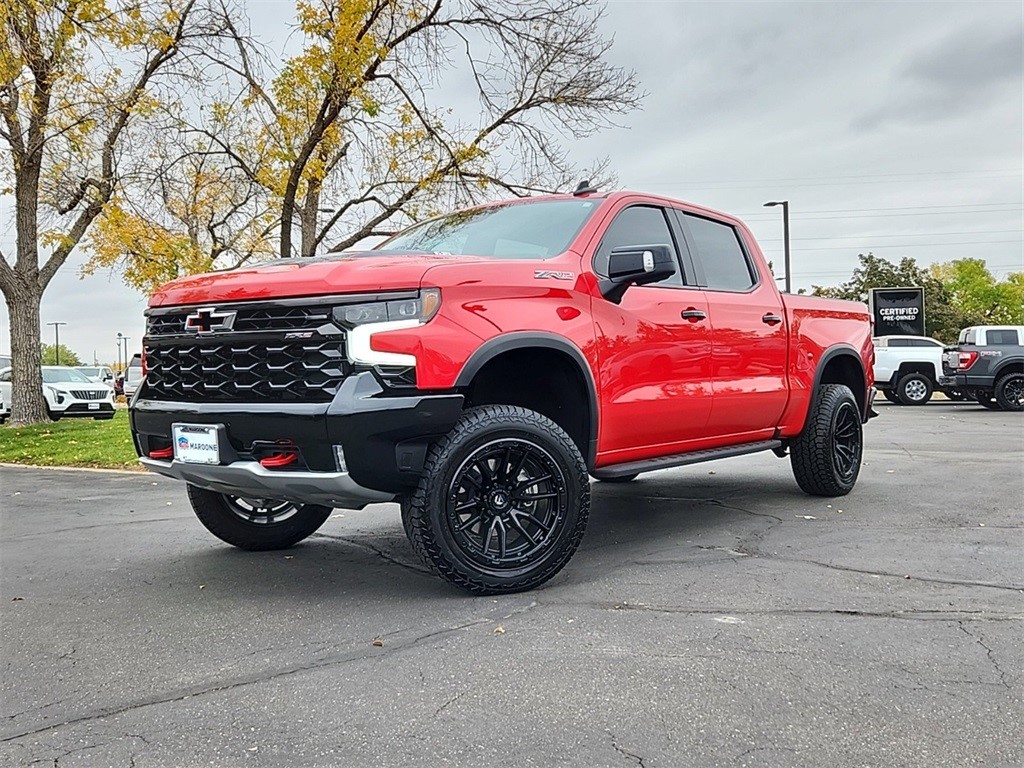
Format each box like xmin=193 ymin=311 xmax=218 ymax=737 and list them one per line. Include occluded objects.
xmin=47 ymin=322 xmax=68 ymax=365
xmin=763 ymin=200 xmax=792 ymax=294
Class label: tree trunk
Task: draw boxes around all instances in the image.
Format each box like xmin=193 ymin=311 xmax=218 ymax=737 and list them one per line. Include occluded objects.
xmin=299 ymin=182 xmax=322 ymax=258
xmin=4 ymin=280 xmax=49 ymax=425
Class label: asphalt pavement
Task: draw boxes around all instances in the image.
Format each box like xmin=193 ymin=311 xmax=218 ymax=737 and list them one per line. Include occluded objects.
xmin=1 ymin=400 xmax=1022 ymax=767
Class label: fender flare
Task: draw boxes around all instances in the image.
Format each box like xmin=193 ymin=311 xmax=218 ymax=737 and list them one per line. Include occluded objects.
xmin=812 ymin=344 xmax=869 ymax=419
xmin=454 ymin=332 xmax=599 ymax=466
xmin=992 ymin=356 xmax=1024 ymax=380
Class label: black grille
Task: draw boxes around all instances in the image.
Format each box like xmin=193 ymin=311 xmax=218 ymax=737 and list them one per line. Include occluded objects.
xmin=147 ymin=304 xmax=333 ymax=336
xmin=144 ymin=339 xmax=349 ymax=402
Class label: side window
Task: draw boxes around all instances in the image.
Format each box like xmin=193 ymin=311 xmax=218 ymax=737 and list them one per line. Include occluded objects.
xmin=0 ymin=371 xmax=10 ymax=382
xmin=595 ymin=206 xmax=683 ymax=287
xmin=888 ymin=339 xmax=911 ymax=347
xmin=683 ymin=214 xmax=755 ymax=291
xmin=986 ymin=329 xmax=1019 ymax=345
xmin=908 ymin=339 xmax=936 ymax=347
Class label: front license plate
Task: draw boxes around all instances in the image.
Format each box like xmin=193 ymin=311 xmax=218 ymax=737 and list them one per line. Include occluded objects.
xmin=172 ymin=423 xmax=221 ymax=465
xmin=88 ymin=402 xmax=99 ymax=410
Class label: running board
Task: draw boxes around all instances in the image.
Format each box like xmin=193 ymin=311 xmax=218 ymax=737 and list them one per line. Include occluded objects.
xmin=591 ymin=439 xmax=783 ymax=480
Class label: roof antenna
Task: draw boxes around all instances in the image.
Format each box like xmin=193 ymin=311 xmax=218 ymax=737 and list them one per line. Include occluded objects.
xmin=573 ymin=179 xmax=598 ymax=196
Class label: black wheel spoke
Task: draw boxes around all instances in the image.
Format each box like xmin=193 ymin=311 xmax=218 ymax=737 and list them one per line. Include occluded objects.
xmin=445 ymin=438 xmax=567 ymax=570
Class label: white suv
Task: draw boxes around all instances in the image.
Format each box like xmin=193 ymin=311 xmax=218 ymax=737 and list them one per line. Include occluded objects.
xmin=872 ymin=335 xmax=963 ymax=405
xmin=0 ymin=366 xmax=116 ymax=421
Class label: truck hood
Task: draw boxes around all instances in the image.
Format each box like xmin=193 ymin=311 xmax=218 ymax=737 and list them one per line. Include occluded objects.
xmin=149 ymin=252 xmax=487 ymax=307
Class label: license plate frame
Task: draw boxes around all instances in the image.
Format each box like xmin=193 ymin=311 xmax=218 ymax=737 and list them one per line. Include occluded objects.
xmin=88 ymin=402 xmax=99 ymax=410
xmin=172 ymin=423 xmax=222 ymax=465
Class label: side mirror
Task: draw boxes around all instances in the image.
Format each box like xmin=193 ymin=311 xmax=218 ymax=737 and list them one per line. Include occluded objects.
xmin=599 ymin=244 xmax=676 ymax=303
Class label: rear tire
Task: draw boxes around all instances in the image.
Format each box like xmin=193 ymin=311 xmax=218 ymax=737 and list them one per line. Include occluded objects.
xmin=994 ymin=373 xmax=1024 ymax=412
xmin=881 ymin=389 xmax=900 ymax=404
xmin=896 ymin=373 xmax=932 ymax=405
xmin=186 ymin=485 xmax=332 ymax=550
xmin=790 ymin=384 xmax=863 ymax=497
xmin=402 ymin=405 xmax=590 ymax=595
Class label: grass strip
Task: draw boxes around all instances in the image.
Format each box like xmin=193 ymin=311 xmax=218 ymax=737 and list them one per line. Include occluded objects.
xmin=0 ymin=409 xmax=140 ymax=470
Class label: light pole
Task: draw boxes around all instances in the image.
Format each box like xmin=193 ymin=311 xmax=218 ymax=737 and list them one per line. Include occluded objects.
xmin=763 ymin=200 xmax=791 ymax=294
xmin=117 ymin=332 xmax=123 ymax=372
xmin=119 ymin=335 xmax=131 ymax=370
xmin=47 ymin=321 xmax=67 ymax=365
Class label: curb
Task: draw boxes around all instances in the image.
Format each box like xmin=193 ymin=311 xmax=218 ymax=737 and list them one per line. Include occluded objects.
xmin=0 ymin=462 xmax=146 ymax=475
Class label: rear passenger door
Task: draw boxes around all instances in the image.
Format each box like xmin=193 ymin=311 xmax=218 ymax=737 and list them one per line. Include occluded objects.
xmin=675 ymin=211 xmax=789 ymax=440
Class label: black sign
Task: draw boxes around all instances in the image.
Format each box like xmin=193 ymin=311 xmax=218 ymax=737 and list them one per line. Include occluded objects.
xmin=869 ymin=287 xmax=926 ymax=337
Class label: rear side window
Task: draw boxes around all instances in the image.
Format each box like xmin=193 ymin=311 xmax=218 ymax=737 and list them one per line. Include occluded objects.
xmin=908 ymin=338 xmax=940 ymax=347
xmin=986 ymin=329 xmax=1019 ymax=345
xmin=595 ymin=206 xmax=683 ymax=287
xmin=887 ymin=339 xmax=911 ymax=347
xmin=683 ymin=214 xmax=755 ymax=291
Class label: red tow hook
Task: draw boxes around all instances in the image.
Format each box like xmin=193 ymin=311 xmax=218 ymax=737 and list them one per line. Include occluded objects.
xmin=149 ymin=446 xmax=173 ymax=460
xmin=259 ymin=452 xmax=298 ymax=468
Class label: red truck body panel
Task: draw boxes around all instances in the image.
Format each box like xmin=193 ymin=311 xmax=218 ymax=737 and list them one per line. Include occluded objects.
xmin=147 ymin=191 xmax=872 ymax=469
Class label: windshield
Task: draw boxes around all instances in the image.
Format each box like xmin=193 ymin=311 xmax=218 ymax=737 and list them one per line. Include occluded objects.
xmin=42 ymin=368 xmax=92 ymax=383
xmin=78 ymin=367 xmax=100 ymax=377
xmin=377 ymin=199 xmax=599 ymax=259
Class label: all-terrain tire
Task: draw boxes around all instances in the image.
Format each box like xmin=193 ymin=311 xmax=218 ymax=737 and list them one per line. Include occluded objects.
xmin=896 ymin=373 xmax=933 ymax=405
xmin=790 ymin=383 xmax=863 ymax=497
xmin=994 ymin=372 xmax=1024 ymax=412
xmin=402 ymin=405 xmax=590 ymax=595
xmin=187 ymin=484 xmax=332 ymax=551
xmin=881 ymin=389 xmax=900 ymax=404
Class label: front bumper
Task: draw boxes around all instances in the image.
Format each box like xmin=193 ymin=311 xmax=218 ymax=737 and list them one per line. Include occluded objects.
xmin=52 ymin=402 xmax=116 ymax=417
xmin=131 ymin=372 xmax=464 ymax=508
xmin=138 ymin=457 xmax=394 ymax=509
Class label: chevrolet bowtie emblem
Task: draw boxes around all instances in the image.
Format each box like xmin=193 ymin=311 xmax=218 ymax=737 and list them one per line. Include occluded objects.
xmin=184 ymin=307 xmax=237 ymax=334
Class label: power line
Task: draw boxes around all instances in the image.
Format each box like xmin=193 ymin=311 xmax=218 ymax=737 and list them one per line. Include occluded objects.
xmin=635 ymin=168 xmax=1022 ymax=185
xmin=758 ymin=228 xmax=1024 ymax=243
xmin=759 ymin=238 xmax=1023 ymax=251
xmin=737 ymin=201 xmax=1023 ymax=216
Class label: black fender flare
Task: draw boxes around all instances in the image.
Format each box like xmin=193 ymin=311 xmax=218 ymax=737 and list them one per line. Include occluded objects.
xmin=992 ymin=357 xmax=1024 ymax=381
xmin=812 ymin=344 xmax=869 ymax=421
xmin=455 ymin=332 xmax=599 ymax=466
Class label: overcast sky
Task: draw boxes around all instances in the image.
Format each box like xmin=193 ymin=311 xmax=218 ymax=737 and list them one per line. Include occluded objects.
xmin=2 ymin=0 xmax=1022 ymax=363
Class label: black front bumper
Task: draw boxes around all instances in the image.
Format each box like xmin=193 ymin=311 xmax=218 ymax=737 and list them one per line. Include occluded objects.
xmin=130 ymin=373 xmax=464 ymax=499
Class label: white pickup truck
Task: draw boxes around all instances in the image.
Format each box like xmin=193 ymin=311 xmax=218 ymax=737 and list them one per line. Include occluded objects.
xmin=872 ymin=335 xmax=967 ymax=405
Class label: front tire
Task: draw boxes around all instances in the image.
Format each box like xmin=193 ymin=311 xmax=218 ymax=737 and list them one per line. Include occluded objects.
xmin=896 ymin=373 xmax=932 ymax=405
xmin=790 ymin=384 xmax=863 ymax=497
xmin=994 ymin=372 xmax=1024 ymax=412
xmin=186 ymin=485 xmax=332 ymax=550
xmin=402 ymin=405 xmax=590 ymax=595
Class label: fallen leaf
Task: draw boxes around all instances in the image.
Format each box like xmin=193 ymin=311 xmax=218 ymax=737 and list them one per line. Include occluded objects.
xmin=797 ymin=515 xmax=817 ymax=520
xmin=494 ymin=625 xmax=505 ymax=634
xmin=11 ymin=596 xmax=24 ymax=601
xmin=284 ymin=556 xmax=294 ymax=559
xmin=372 ymin=638 xmax=383 ymax=647
xmin=904 ymin=575 xmax=911 ymax=580
xmin=198 ymin=584 xmax=206 ymax=590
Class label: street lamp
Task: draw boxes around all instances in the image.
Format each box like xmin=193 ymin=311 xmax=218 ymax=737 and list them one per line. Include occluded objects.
xmin=763 ymin=200 xmax=791 ymax=294
xmin=117 ymin=332 xmax=123 ymax=372
xmin=47 ymin=321 xmax=67 ymax=365
xmin=119 ymin=335 xmax=131 ymax=371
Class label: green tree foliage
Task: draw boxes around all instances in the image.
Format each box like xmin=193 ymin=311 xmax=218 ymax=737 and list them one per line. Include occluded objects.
xmin=930 ymin=258 xmax=1024 ymax=326
xmin=40 ymin=343 xmax=82 ymax=366
xmin=812 ymin=253 xmax=963 ymax=341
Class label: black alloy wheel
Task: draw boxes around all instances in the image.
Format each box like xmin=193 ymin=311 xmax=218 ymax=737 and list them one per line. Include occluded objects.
xmin=402 ymin=405 xmax=590 ymax=595
xmin=222 ymin=496 xmax=302 ymax=525
xmin=995 ymin=373 xmax=1024 ymax=412
xmin=445 ymin=438 xmax=566 ymax=571
xmin=831 ymin=400 xmax=863 ymax=484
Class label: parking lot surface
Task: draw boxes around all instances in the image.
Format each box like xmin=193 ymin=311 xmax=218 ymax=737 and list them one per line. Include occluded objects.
xmin=2 ymin=401 xmax=1022 ymax=767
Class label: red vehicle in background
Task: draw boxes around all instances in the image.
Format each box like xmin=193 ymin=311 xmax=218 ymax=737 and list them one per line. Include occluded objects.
xmin=130 ymin=188 xmax=875 ymax=594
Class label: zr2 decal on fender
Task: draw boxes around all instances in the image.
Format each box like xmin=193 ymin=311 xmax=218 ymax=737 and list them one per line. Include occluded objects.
xmin=534 ymin=270 xmax=575 ymax=281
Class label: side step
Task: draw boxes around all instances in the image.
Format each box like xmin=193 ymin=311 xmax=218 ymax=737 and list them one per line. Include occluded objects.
xmin=591 ymin=439 xmax=783 ymax=480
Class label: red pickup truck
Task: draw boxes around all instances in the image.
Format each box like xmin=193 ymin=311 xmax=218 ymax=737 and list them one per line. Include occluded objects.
xmin=131 ymin=190 xmax=875 ymax=594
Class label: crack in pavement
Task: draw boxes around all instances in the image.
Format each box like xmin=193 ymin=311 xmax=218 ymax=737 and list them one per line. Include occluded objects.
xmin=608 ymin=732 xmax=646 ymax=767
xmin=1 ymin=616 xmax=492 ymax=744
xmin=766 ymin=555 xmax=1024 ymax=592
xmin=958 ymin=621 xmax=1013 ymax=690
xmin=433 ymin=690 xmax=466 ymax=718
xmin=310 ymin=532 xmax=433 ymax=576
xmin=586 ymin=603 xmax=1022 ymax=622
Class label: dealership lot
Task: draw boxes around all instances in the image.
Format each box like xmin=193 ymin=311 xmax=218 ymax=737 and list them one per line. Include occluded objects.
xmin=1 ymin=402 xmax=1021 ymax=767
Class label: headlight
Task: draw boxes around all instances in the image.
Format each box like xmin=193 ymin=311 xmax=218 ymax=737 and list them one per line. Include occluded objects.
xmin=334 ymin=289 xmax=441 ymax=368
xmin=44 ymin=385 xmax=65 ymax=404
xmin=333 ymin=290 xmax=441 ymax=328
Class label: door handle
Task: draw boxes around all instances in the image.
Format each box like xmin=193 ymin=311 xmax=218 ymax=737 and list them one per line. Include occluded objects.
xmin=681 ymin=308 xmax=707 ymax=322
xmin=762 ymin=313 xmax=783 ymax=325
